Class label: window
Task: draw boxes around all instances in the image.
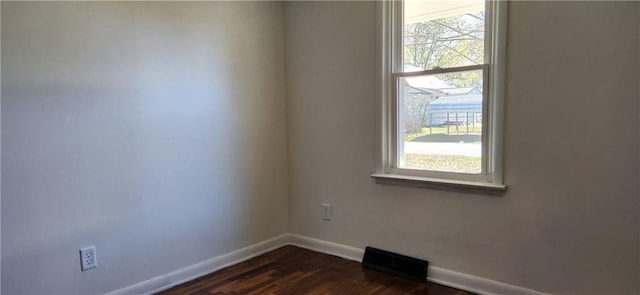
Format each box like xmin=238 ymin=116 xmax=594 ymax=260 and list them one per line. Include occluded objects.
xmin=373 ymin=0 xmax=507 ymax=192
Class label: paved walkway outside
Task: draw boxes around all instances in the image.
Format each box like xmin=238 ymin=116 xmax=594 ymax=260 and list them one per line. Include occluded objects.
xmin=404 ymin=142 xmax=481 ymax=157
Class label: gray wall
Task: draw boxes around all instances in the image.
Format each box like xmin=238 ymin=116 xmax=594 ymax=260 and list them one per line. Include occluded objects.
xmin=2 ymin=1 xmax=639 ymax=295
xmin=284 ymin=1 xmax=639 ymax=294
xmin=1 ymin=2 xmax=288 ymax=294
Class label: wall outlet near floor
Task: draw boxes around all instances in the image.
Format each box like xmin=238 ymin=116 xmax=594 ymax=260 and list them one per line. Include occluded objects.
xmin=321 ymin=203 xmax=332 ymax=221
xmin=79 ymin=246 xmax=97 ymax=271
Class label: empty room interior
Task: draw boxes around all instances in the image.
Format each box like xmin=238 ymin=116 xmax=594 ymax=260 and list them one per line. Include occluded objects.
xmin=1 ymin=1 xmax=639 ymax=294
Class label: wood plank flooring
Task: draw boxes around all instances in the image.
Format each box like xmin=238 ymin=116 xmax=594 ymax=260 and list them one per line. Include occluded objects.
xmin=157 ymin=246 xmax=475 ymax=295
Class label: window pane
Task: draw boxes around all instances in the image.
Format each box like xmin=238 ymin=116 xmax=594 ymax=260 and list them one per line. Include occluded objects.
xmin=398 ymin=70 xmax=483 ymax=173
xmin=403 ymin=0 xmax=485 ymax=72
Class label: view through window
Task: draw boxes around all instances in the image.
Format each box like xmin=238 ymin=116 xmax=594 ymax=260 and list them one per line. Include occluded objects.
xmin=398 ymin=0 xmax=486 ymax=174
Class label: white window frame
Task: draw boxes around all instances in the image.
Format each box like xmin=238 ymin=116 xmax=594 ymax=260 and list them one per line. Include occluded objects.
xmin=372 ymin=0 xmax=507 ymax=193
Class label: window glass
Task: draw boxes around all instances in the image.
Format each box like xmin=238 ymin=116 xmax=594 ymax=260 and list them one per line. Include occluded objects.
xmin=403 ymin=0 xmax=485 ymax=71
xmin=398 ymin=70 xmax=483 ymax=173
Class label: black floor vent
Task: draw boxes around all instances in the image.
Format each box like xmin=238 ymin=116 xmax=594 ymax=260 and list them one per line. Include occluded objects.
xmin=361 ymin=247 xmax=428 ymax=282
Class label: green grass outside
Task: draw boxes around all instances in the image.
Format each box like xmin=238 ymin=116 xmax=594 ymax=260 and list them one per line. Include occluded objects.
xmin=404 ymin=154 xmax=481 ymax=173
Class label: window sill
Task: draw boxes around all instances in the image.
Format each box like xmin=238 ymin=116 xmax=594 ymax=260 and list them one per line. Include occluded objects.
xmin=371 ymin=173 xmax=506 ymax=195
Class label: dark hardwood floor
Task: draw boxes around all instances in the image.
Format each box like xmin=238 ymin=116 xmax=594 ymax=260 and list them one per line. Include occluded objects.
xmin=157 ymin=245 xmax=475 ymax=295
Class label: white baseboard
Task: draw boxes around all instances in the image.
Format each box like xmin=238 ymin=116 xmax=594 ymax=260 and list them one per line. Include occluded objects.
xmin=105 ymin=234 xmax=289 ymax=295
xmin=107 ymin=233 xmax=548 ymax=295
xmin=427 ymin=266 xmax=548 ymax=295
xmin=288 ymin=234 xmax=364 ymax=262
xmin=287 ymin=234 xmax=549 ymax=295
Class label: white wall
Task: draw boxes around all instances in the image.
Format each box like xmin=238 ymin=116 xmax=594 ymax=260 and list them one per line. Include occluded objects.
xmin=284 ymin=1 xmax=639 ymax=295
xmin=1 ymin=2 xmax=288 ymax=294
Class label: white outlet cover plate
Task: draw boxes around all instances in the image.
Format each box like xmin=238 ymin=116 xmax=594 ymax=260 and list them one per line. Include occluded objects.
xmin=321 ymin=203 xmax=332 ymax=220
xmin=80 ymin=246 xmax=97 ymax=271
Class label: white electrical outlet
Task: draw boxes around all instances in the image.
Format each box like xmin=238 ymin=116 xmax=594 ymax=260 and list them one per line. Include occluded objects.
xmin=321 ymin=203 xmax=332 ymax=221
xmin=79 ymin=246 xmax=97 ymax=271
